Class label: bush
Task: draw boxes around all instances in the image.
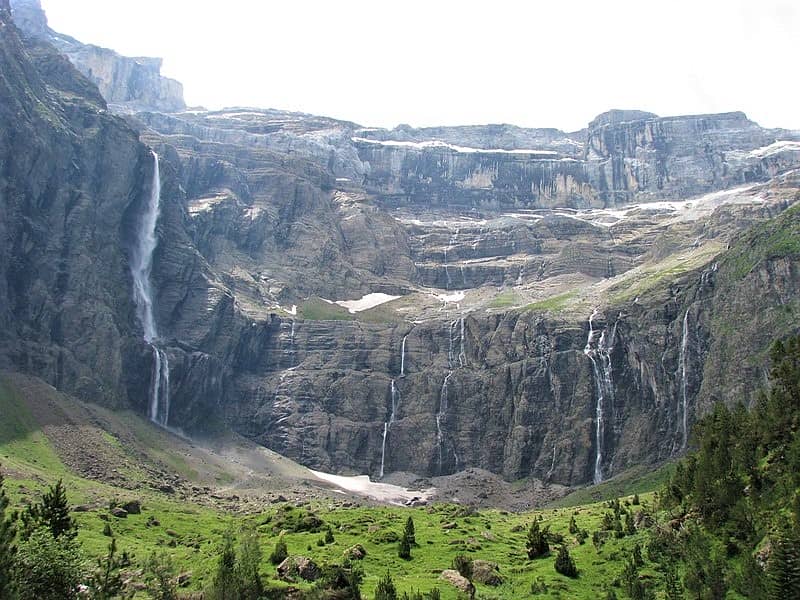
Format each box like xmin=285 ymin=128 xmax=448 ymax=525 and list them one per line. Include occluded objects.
xmin=20 ymin=479 xmax=77 ymax=541
xmin=269 ymin=536 xmax=288 ymax=565
xmin=526 ymin=520 xmax=550 ymax=559
xmin=554 ymin=545 xmax=578 ymax=578
xmin=144 ymin=552 xmax=178 ymax=600
xmin=0 ymin=470 xmax=17 ymax=599
xmin=375 ymin=571 xmax=398 ymax=600
xmin=398 ymin=532 xmax=412 ymax=560
xmin=12 ymin=528 xmax=83 ymax=600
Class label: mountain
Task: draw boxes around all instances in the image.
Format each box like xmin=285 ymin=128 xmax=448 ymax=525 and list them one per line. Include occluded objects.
xmin=2 ymin=0 xmax=799 ymax=493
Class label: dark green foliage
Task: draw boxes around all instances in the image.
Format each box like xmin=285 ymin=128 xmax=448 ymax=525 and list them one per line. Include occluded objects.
xmin=144 ymin=552 xmax=178 ymax=600
xmin=325 ymin=525 xmax=335 ymax=544
xmin=20 ymin=479 xmax=77 ymax=541
xmin=767 ymin=524 xmax=800 ymax=599
xmin=452 ymin=554 xmax=472 ymax=580
xmin=268 ymin=504 xmax=325 ymax=534
xmin=624 ymin=511 xmax=636 ymax=536
xmin=374 ymin=571 xmax=397 ymax=600
xmin=632 ymin=542 xmax=644 ymax=568
xmin=313 ymin=559 xmax=363 ymax=599
xmin=632 ymin=493 xmax=640 ymax=506
xmin=398 ymin=531 xmax=412 ymax=560
xmin=736 ymin=552 xmax=767 ymax=600
xmin=554 ymin=545 xmax=577 ymax=578
xmin=85 ymin=537 xmax=127 ymax=600
xmin=236 ymin=527 xmax=264 ymax=600
xmin=404 ymin=516 xmax=415 ymax=546
xmin=209 ymin=530 xmax=238 ymax=600
xmin=662 ymin=565 xmax=683 ymax=600
xmin=526 ymin=519 xmax=550 ymax=559
xmin=568 ymin=515 xmax=578 ymax=534
xmin=102 ymin=522 xmax=113 ymax=537
xmin=269 ymin=536 xmax=288 ymax=565
xmin=530 ymin=578 xmax=548 ymax=595
xmin=0 ymin=471 xmax=17 ymax=600
xmin=12 ymin=528 xmax=83 ymax=600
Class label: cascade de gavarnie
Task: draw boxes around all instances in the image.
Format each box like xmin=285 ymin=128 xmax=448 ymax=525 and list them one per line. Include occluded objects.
xmin=2 ymin=0 xmax=799 ymax=496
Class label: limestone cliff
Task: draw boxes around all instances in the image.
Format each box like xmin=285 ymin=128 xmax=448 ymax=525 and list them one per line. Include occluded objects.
xmin=10 ymin=0 xmax=185 ymax=112
xmin=1 ymin=1 xmax=799 ymax=490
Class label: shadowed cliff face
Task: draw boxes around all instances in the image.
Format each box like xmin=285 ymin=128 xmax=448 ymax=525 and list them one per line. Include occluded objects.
xmin=2 ymin=1 xmax=799 ymax=486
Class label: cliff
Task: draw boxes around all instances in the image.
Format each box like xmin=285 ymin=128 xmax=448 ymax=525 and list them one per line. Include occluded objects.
xmin=10 ymin=0 xmax=185 ymax=112
xmin=1 ymin=0 xmax=799 ymax=489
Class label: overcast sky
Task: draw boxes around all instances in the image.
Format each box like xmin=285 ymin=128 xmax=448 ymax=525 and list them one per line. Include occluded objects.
xmin=40 ymin=0 xmax=799 ymax=132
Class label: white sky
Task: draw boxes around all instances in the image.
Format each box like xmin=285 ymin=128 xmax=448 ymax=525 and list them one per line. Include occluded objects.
xmin=40 ymin=0 xmax=799 ymax=132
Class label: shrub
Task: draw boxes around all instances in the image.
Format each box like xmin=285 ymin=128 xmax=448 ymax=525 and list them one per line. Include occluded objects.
xmin=269 ymin=536 xmax=288 ymax=565
xmin=554 ymin=545 xmax=578 ymax=578
xmin=375 ymin=571 xmax=398 ymax=600
xmin=12 ymin=528 xmax=83 ymax=600
xmin=526 ymin=520 xmax=550 ymax=559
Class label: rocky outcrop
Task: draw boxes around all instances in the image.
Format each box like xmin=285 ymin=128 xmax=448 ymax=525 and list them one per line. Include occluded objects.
xmin=10 ymin=0 xmax=185 ymax=112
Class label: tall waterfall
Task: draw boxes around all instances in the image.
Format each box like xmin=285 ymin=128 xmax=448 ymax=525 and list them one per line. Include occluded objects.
xmin=400 ymin=335 xmax=408 ymax=377
xmin=583 ymin=309 xmax=615 ymax=484
xmin=130 ymin=151 xmax=169 ymax=427
xmin=679 ymin=310 xmax=690 ymax=450
xmin=379 ymin=379 xmax=401 ymax=478
xmin=437 ymin=317 xmax=466 ymax=472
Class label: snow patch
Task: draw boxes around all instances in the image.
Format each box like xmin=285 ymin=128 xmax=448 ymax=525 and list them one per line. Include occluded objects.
xmin=335 ymin=293 xmax=401 ymax=313
xmin=309 ymin=470 xmax=434 ymax=505
xmin=352 ymin=137 xmax=559 ymax=156
xmin=747 ymin=140 xmax=800 ymax=158
xmin=436 ymin=291 xmax=466 ymax=303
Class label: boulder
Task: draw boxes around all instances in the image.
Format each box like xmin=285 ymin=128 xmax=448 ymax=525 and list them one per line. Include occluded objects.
xmin=277 ymin=556 xmax=321 ymax=582
xmin=472 ymin=560 xmax=503 ymax=586
xmin=440 ymin=570 xmax=475 ymax=596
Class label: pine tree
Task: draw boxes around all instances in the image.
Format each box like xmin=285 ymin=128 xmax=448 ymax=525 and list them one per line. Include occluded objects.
xmin=236 ymin=527 xmax=263 ymax=600
xmin=86 ymin=537 xmax=126 ymax=600
xmin=209 ymin=530 xmax=238 ymax=600
xmin=144 ymin=552 xmax=178 ymax=600
xmin=398 ymin=530 xmax=412 ymax=560
xmin=568 ymin=515 xmax=578 ymax=534
xmin=404 ymin=516 xmax=416 ymax=546
xmin=0 ymin=471 xmax=17 ymax=600
xmin=269 ymin=535 xmax=288 ymax=565
xmin=554 ymin=545 xmax=578 ymax=578
xmin=374 ymin=571 xmax=398 ymax=600
xmin=526 ymin=519 xmax=550 ymax=559
xmin=767 ymin=525 xmax=800 ymax=599
xmin=20 ymin=479 xmax=76 ymax=540
xmin=452 ymin=554 xmax=472 ymax=580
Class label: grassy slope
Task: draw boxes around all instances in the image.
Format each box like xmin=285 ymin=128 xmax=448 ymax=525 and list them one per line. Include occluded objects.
xmin=0 ymin=375 xmax=669 ymax=598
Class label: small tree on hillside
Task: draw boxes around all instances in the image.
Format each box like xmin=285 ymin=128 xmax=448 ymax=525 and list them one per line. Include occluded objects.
xmin=374 ymin=571 xmax=398 ymax=600
xmin=269 ymin=534 xmax=288 ymax=565
xmin=404 ymin=516 xmax=416 ymax=546
xmin=209 ymin=530 xmax=238 ymax=600
xmin=554 ymin=545 xmax=578 ymax=578
xmin=86 ymin=537 xmax=127 ymax=599
xmin=526 ymin=519 xmax=550 ymax=559
xmin=20 ymin=479 xmax=77 ymax=541
xmin=12 ymin=528 xmax=83 ymax=600
xmin=144 ymin=552 xmax=178 ymax=600
xmin=236 ymin=527 xmax=264 ymax=600
xmin=398 ymin=529 xmax=412 ymax=560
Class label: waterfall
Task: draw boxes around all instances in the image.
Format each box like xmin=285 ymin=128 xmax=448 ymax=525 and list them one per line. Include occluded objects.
xmin=679 ymin=310 xmax=690 ymax=450
xmin=130 ymin=151 xmax=170 ymax=427
xmin=437 ymin=372 xmax=453 ymax=471
xmin=400 ymin=335 xmax=407 ymax=377
xmin=437 ymin=316 xmax=467 ymax=473
xmin=380 ymin=373 xmax=403 ymax=478
xmin=584 ymin=309 xmax=615 ymax=484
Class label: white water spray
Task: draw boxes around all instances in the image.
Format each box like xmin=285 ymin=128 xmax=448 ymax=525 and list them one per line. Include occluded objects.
xmin=679 ymin=310 xmax=690 ymax=450
xmin=131 ymin=152 xmax=169 ymax=427
xmin=400 ymin=335 xmax=408 ymax=377
xmin=584 ymin=309 xmax=615 ymax=484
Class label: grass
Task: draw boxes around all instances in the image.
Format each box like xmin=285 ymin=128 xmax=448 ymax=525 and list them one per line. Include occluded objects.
xmin=488 ymin=290 xmax=523 ymax=309
xmin=547 ymin=463 xmax=676 ymax=508
xmin=523 ymin=292 xmax=576 ymax=314
xmin=297 ymin=297 xmax=354 ymax=321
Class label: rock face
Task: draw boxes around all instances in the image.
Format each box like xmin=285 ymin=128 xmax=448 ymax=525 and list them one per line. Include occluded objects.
xmin=1 ymin=0 xmax=799 ymax=491
xmin=9 ymin=0 xmax=185 ymax=112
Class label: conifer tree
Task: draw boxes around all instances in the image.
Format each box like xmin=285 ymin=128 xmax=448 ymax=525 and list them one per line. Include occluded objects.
xmin=86 ymin=537 xmax=126 ymax=599
xmin=526 ymin=519 xmax=550 ymax=559
xmin=236 ymin=527 xmax=264 ymax=600
xmin=404 ymin=516 xmax=416 ymax=546
xmin=554 ymin=545 xmax=578 ymax=578
xmin=768 ymin=525 xmax=800 ymax=599
xmin=209 ymin=530 xmax=238 ymax=600
xmin=374 ymin=571 xmax=398 ymax=600
xmin=398 ymin=530 xmax=412 ymax=560
xmin=20 ymin=479 xmax=76 ymax=540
